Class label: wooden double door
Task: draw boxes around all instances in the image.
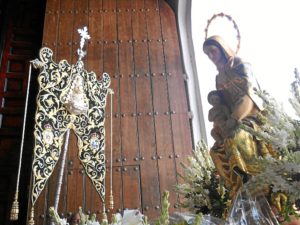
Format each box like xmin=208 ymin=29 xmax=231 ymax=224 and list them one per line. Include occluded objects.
xmin=0 ymin=0 xmax=194 ymax=224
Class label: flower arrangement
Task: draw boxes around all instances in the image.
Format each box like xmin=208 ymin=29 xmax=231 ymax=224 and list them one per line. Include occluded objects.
xmin=49 ymin=206 xmax=148 ymax=225
xmin=174 ymin=140 xmax=229 ymax=218
xmin=48 ymin=191 xmax=203 ymax=225
xmin=175 ymin=69 xmax=300 ymax=224
xmin=238 ymin=69 xmax=300 ymax=222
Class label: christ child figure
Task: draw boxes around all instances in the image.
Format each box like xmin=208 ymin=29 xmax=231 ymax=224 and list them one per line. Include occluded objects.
xmin=207 ymin=90 xmax=231 ymax=147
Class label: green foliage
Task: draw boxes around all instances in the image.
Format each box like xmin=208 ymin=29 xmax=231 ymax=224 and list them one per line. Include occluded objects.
xmin=111 ymin=214 xmax=118 ymax=224
xmin=240 ymin=69 xmax=300 ymax=220
xmin=48 ymin=207 xmax=61 ymax=224
xmin=243 ymin=153 xmax=300 ymax=220
xmin=155 ymin=190 xmax=203 ymax=225
xmin=155 ymin=191 xmax=170 ymax=225
xmin=78 ymin=206 xmax=87 ymax=225
xmin=143 ymin=216 xmax=150 ymax=225
xmin=191 ymin=215 xmax=202 ymax=225
xmin=174 ymin=140 xmax=229 ymax=218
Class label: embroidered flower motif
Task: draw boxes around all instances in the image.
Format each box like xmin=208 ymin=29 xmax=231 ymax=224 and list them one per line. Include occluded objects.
xmin=90 ymin=133 xmax=100 ymax=150
xmin=42 ymin=124 xmax=54 ymax=147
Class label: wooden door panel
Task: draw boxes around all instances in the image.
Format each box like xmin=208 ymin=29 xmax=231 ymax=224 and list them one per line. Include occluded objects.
xmin=46 ymin=158 xmax=63 ymax=217
xmin=132 ymin=6 xmax=151 ymax=113
xmin=103 ymin=0 xmax=116 ymax=11
xmin=103 ymin=43 xmax=118 ymax=81
xmin=87 ymin=1 xmax=103 ymax=75
xmin=117 ymin=0 xmax=131 ymax=10
xmin=66 ymin=168 xmax=78 ymax=214
xmin=103 ymin=11 xmax=116 ymax=40
xmin=133 ymin=43 xmax=149 ymax=75
xmin=65 ymin=132 xmax=82 ymax=214
xmin=122 ymin=165 xmax=141 ymax=210
xmin=138 ymin=115 xmax=160 ymax=218
xmin=108 ymin=166 xmax=123 ymax=214
xmin=2 ymin=96 xmax=23 ymax=107
xmin=89 ymin=0 xmax=103 ymax=12
xmin=157 ymin=158 xmax=177 ymax=213
xmin=1 ymin=114 xmax=22 ymax=128
xmin=152 ymin=76 xmax=169 ymax=113
xmin=159 ymin=1 xmax=183 ymax=74
xmin=106 ymin=114 xmax=122 ymax=167
xmin=103 ymin=39 xmax=121 ymax=173
xmin=132 ymin=0 xmax=145 ymax=10
xmin=119 ymin=44 xmax=135 ymax=113
xmin=168 ymin=74 xmax=189 ymax=113
xmin=34 ymin=186 xmax=48 ymax=224
xmin=121 ymin=116 xmax=138 ymax=165
xmin=75 ymin=169 xmax=85 ymax=210
xmin=117 ymin=1 xmax=132 ymax=40
xmin=42 ymin=0 xmax=60 ymax=57
xmin=54 ymin=157 xmax=68 ymax=216
xmin=171 ymin=113 xmax=193 ymax=175
xmin=140 ymin=159 xmax=160 ymax=218
xmin=145 ymin=1 xmax=160 ymax=39
xmin=0 ymin=137 xmax=18 ymax=161
xmin=84 ymin=173 xmax=97 ymax=213
xmin=87 ymin=41 xmax=104 ymax=78
xmin=136 ymin=75 xmax=152 ymax=113
xmin=132 ymin=12 xmax=147 ymax=41
xmin=10 ymin=45 xmax=35 ymax=56
xmin=56 ymin=0 xmax=74 ymax=60
xmin=72 ymin=0 xmax=88 ymax=65
xmin=137 ymin=116 xmax=156 ymax=160
xmin=7 ymin=60 xmax=26 ymax=73
xmin=155 ymin=114 xmax=173 ymax=158
xmin=145 ymin=0 xmax=159 ymax=9
xmin=5 ymin=77 xmax=23 ymax=92
xmin=162 ymin=40 xmax=183 ymax=75
xmin=137 ymin=115 xmax=159 ymax=218
xmin=103 ymin=43 xmax=121 ymax=170
xmin=148 ymin=42 xmax=165 ymax=74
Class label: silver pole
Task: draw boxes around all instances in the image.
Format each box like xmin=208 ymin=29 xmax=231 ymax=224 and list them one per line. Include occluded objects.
xmin=108 ymin=89 xmax=114 ymax=210
xmin=51 ymin=129 xmax=70 ymax=225
xmin=10 ymin=63 xmax=33 ymax=220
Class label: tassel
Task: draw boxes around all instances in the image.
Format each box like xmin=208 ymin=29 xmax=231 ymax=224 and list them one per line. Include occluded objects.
xmin=28 ymin=207 xmax=35 ymax=225
xmin=101 ymin=204 xmax=108 ymax=224
xmin=109 ymin=190 xmax=114 ymax=210
xmin=10 ymin=192 xmax=19 ymax=220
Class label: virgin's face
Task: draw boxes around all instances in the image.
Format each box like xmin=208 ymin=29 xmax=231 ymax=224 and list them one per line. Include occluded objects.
xmin=204 ymin=45 xmax=226 ymax=70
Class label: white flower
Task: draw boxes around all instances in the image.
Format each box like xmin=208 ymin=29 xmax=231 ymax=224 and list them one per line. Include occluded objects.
xmin=87 ymin=221 xmax=100 ymax=225
xmin=121 ymin=209 xmax=144 ymax=225
xmin=58 ymin=218 xmax=69 ymax=225
xmin=111 ymin=213 xmax=123 ymax=225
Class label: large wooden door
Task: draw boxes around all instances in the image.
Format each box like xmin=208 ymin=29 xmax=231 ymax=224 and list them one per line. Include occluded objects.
xmin=29 ymin=0 xmax=194 ymax=223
